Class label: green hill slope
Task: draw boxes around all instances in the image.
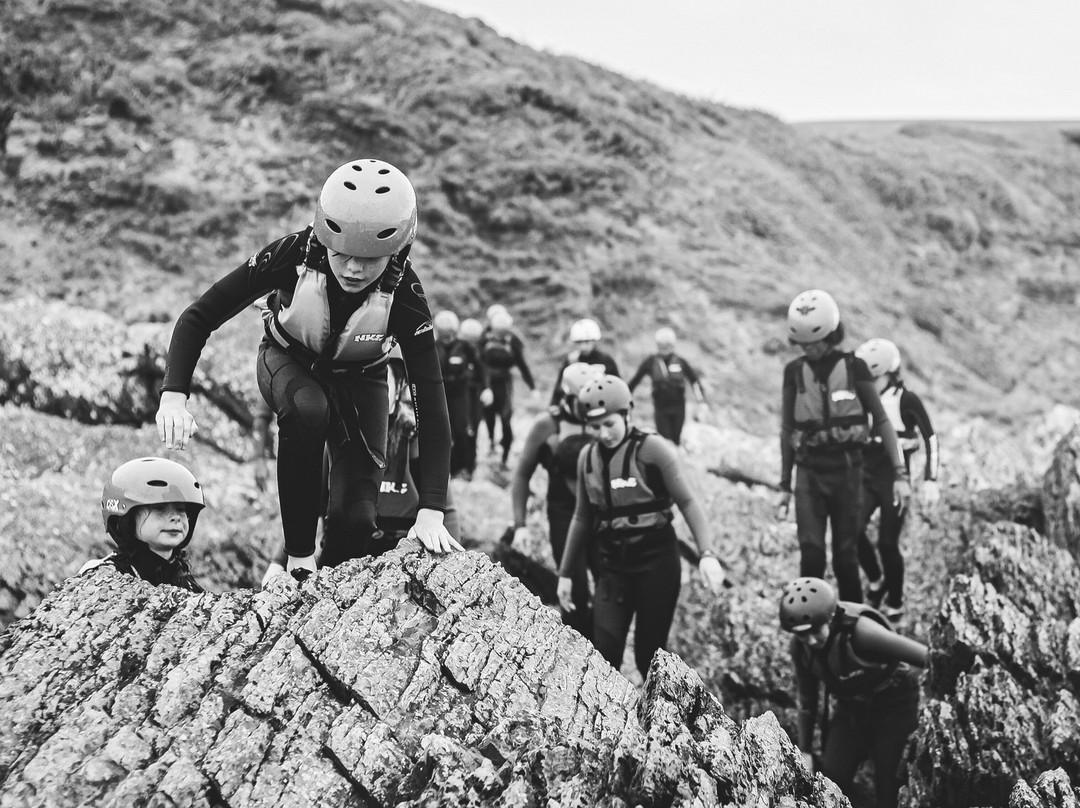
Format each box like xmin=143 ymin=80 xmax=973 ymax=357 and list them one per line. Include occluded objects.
xmin=3 ymin=0 xmax=1079 ymax=433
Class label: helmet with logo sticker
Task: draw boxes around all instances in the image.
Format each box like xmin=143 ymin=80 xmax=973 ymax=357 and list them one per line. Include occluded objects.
xmin=578 ymin=375 xmax=632 ymax=420
xmin=855 ymin=338 xmax=902 ymax=378
xmin=102 ymin=457 xmax=205 ymax=547
xmin=787 ymin=290 xmax=841 ymax=344
xmin=779 ymin=577 xmax=838 ymax=633
xmin=313 ymin=159 xmax=417 ymax=257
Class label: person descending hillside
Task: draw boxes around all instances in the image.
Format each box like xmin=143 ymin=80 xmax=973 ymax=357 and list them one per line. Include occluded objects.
xmin=549 ymin=318 xmax=620 ymax=407
xmin=81 ymin=457 xmax=206 ymax=591
xmin=156 ymin=158 xmax=462 ymax=582
xmin=434 ymin=309 xmax=487 ymax=479
xmin=627 ymin=326 xmax=711 ymax=445
xmin=459 ymin=316 xmax=488 ymax=472
xmin=854 ymin=338 xmax=941 ymax=623
xmin=557 ymin=376 xmax=726 ymax=679
xmin=480 ymin=308 xmax=535 ymax=468
xmin=511 ymin=361 xmax=605 ymax=638
xmin=775 ymin=290 xmax=910 ymax=602
xmin=779 ymin=577 xmax=927 ymax=808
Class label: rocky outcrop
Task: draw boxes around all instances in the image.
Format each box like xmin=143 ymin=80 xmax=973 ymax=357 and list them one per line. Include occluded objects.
xmin=1041 ymin=423 xmax=1080 ymax=559
xmin=0 ymin=541 xmax=846 ymax=807
xmin=1010 ymin=769 xmax=1079 ymax=808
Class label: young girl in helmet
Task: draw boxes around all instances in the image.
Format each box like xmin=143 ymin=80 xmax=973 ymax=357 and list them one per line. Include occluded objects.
xmin=556 ymin=375 xmax=727 ymax=678
xmin=775 ymin=290 xmax=911 ymax=603
xmin=511 ymin=361 xmax=605 ymax=638
xmin=854 ymin=338 xmax=941 ymax=622
xmin=778 ymin=577 xmax=927 ymax=808
xmin=156 ymin=159 xmax=461 ymax=579
xmin=81 ymin=457 xmax=206 ymax=591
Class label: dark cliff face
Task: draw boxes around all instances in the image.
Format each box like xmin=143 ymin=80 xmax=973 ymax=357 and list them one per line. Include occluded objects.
xmin=0 ymin=541 xmax=847 ymax=807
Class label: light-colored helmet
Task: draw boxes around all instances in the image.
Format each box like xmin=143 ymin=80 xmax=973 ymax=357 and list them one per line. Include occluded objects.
xmin=486 ymin=304 xmax=508 ymax=322
xmin=433 ymin=310 xmax=460 ymax=334
xmin=560 ymin=362 xmax=606 ymax=398
xmin=102 ymin=457 xmax=205 ymax=544
xmin=787 ymin=290 xmax=840 ymax=344
xmin=313 ymin=159 xmax=417 ymax=257
xmin=856 ymin=338 xmax=901 ymax=378
xmin=654 ymin=327 xmax=676 ymax=349
xmin=569 ymin=318 xmax=602 ymax=343
xmin=578 ymin=375 xmax=632 ymax=420
xmin=779 ymin=577 xmax=838 ymax=633
xmin=490 ymin=310 xmax=514 ymax=332
xmin=459 ymin=318 xmax=483 ymax=341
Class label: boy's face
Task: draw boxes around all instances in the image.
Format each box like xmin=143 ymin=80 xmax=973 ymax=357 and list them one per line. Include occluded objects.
xmin=327 ymin=250 xmax=390 ymax=293
xmin=133 ymin=502 xmax=190 ymax=558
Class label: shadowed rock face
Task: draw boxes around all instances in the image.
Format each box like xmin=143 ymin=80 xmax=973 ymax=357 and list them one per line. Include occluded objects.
xmin=0 ymin=540 xmax=846 ymax=807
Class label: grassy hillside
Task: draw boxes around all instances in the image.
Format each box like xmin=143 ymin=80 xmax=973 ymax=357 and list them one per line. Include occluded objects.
xmin=2 ymin=0 xmax=1080 ymax=435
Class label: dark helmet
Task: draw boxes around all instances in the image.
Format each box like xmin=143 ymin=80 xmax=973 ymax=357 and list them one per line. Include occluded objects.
xmin=779 ymin=577 xmax=838 ymax=633
xmin=101 ymin=457 xmax=205 ymax=548
xmin=578 ymin=375 xmax=632 ymax=421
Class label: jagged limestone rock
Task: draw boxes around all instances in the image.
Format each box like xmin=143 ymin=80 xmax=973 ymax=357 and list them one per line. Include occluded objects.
xmin=1010 ymin=769 xmax=1080 ymax=808
xmin=1042 ymin=423 xmax=1080 ymax=560
xmin=0 ymin=540 xmax=847 ymax=808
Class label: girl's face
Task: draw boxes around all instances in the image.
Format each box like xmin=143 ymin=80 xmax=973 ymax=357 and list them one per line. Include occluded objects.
xmin=794 ymin=622 xmax=831 ymax=650
xmin=799 ymin=339 xmax=830 ymax=361
xmin=327 ymin=251 xmax=390 ymax=293
xmin=586 ymin=413 xmax=628 ymax=448
xmin=133 ymin=502 xmax=190 ymax=559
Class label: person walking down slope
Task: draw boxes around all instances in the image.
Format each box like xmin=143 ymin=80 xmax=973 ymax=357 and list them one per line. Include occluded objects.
xmin=627 ymin=326 xmax=711 ymax=445
xmin=511 ymin=361 xmax=606 ymax=638
xmin=459 ymin=316 xmax=488 ymax=474
xmin=156 ymin=158 xmax=462 ymax=584
xmin=779 ymin=577 xmax=927 ymax=808
xmin=557 ymin=376 xmax=726 ymax=680
xmin=480 ymin=308 xmax=535 ymax=468
xmin=550 ymin=318 xmax=620 ymax=407
xmin=81 ymin=457 xmax=206 ymax=591
xmin=854 ymin=338 xmax=941 ymax=623
xmin=435 ymin=309 xmax=488 ymax=479
xmin=775 ymin=290 xmax=911 ymax=603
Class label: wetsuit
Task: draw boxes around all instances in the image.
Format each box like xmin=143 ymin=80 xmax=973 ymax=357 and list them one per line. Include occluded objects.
xmin=779 ymin=350 xmax=906 ymax=602
xmin=162 ymin=227 xmax=451 ymax=566
xmin=627 ymin=352 xmax=707 ymax=445
xmin=560 ymin=427 xmax=717 ymax=677
xmin=793 ymin=603 xmax=927 ymax=808
xmin=858 ymin=384 xmax=939 ymax=609
xmin=511 ymin=405 xmax=594 ymax=637
xmin=480 ymin=328 xmax=535 ymax=463
xmin=550 ymin=348 xmax=620 ymax=406
xmin=80 ymin=547 xmax=203 ymax=592
xmin=436 ymin=336 xmax=484 ymax=476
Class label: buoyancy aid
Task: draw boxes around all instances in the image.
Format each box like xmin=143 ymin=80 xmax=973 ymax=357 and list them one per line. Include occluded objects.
xmin=803 ymin=603 xmax=903 ymax=700
xmin=265 ymin=255 xmax=404 ymax=372
xmin=652 ymin=354 xmax=687 ymax=401
xmin=583 ymin=428 xmax=672 ymax=535
xmin=877 ymin=386 xmax=921 ymax=452
xmin=482 ymin=331 xmax=516 ymax=371
xmin=792 ymin=354 xmax=870 ymax=450
xmin=541 ymin=408 xmax=592 ymax=506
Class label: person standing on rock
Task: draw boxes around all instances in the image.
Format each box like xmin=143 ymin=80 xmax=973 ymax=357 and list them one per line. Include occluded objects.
xmin=854 ymin=338 xmax=941 ymax=624
xmin=556 ymin=375 xmax=726 ymax=679
xmin=510 ymin=361 xmax=605 ymax=639
xmin=774 ymin=290 xmax=911 ymax=603
xmin=81 ymin=457 xmax=206 ymax=591
xmin=779 ymin=577 xmax=927 ymax=808
xmin=627 ymin=326 xmax=711 ymax=445
xmin=156 ymin=158 xmax=462 ymax=581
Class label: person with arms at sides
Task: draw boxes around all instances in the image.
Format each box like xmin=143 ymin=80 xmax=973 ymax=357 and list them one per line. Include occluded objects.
xmin=627 ymin=326 xmax=711 ymax=445
xmin=480 ymin=308 xmax=535 ymax=468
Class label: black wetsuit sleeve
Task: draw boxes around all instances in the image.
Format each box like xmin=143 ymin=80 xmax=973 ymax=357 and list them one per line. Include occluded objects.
xmin=852 ymin=617 xmax=929 ymax=667
xmin=511 ymin=334 xmax=536 ymax=389
xmin=902 ymin=389 xmax=940 ymax=481
xmin=550 ymin=357 xmax=571 ymax=405
xmin=162 ymin=231 xmax=307 ymax=395
xmin=681 ymin=357 xmax=707 ymax=403
xmin=627 ymin=357 xmax=651 ymax=392
xmin=639 ymin=437 xmax=718 ymax=557
xmin=854 ymin=360 xmax=906 ymax=479
xmin=779 ymin=360 xmax=798 ymax=492
xmin=558 ymin=448 xmax=595 ymax=577
xmin=605 ymin=354 xmax=621 ymax=378
xmin=390 ymin=267 xmax=450 ymax=512
xmin=511 ymin=415 xmax=555 ymax=528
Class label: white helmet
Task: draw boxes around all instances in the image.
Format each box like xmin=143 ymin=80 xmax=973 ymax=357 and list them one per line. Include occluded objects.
xmin=787 ymin=290 xmax=840 ymax=344
xmin=313 ymin=159 xmax=417 ymax=257
xmin=433 ymin=310 xmax=460 ymax=334
xmin=856 ymin=338 xmax=902 ymax=377
xmin=486 ymin=304 xmax=508 ymax=322
xmin=654 ymin=327 xmax=676 ymax=349
xmin=490 ymin=310 xmax=514 ymax=331
xmin=459 ymin=318 xmax=483 ymax=341
xmin=569 ymin=318 xmax=602 ymax=343
xmin=560 ymin=362 xmax=606 ymax=398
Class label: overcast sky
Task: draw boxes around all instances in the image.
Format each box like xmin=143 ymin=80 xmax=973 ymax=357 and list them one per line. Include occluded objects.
xmin=421 ymin=0 xmax=1080 ymax=122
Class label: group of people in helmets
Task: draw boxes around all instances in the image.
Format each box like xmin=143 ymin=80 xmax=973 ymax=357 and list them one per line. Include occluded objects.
xmin=81 ymin=159 xmax=939 ymax=807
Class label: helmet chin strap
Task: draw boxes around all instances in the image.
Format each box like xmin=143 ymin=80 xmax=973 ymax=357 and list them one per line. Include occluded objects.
xmin=378 ymin=243 xmax=412 ymax=293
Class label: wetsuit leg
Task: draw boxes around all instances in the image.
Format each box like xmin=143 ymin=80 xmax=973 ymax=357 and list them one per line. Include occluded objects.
xmin=795 ymin=467 xmax=829 ymax=579
xmin=497 ymin=378 xmax=514 ymax=462
xmin=869 ymin=686 xmax=920 ymax=808
xmin=877 ymin=495 xmax=907 ymax=610
xmin=592 ymin=570 xmax=634 ymax=669
xmin=653 ymin=407 xmax=678 ymax=443
xmin=819 ymin=704 xmax=864 ymax=800
xmin=447 ymin=389 xmax=472 ymax=476
xmin=825 ymin=463 xmax=865 ymax=602
xmin=627 ymin=542 xmax=681 ymax=679
xmin=257 ymin=342 xmax=330 ymax=558
xmin=548 ymin=504 xmax=592 ymax=639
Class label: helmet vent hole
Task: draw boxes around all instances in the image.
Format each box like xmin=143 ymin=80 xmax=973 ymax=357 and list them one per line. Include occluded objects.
xmin=378 ymin=168 xmax=390 ymax=174
xmin=147 ymin=479 xmax=168 ymax=487
xmin=375 ymin=186 xmax=390 ymax=194
xmin=344 ymin=181 xmax=357 ymax=190
xmin=351 ymin=164 xmax=363 ymax=171
xmin=325 ymin=219 xmax=342 ymax=234
xmin=377 ymin=227 xmax=397 ymax=240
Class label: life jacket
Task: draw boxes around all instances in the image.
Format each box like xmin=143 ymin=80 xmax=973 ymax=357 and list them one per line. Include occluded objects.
xmin=482 ymin=331 xmax=517 ymax=373
xmin=264 ymin=255 xmax=404 ymax=372
xmin=802 ymin=603 xmax=901 ymax=700
xmin=792 ymin=354 xmax=870 ymax=450
xmin=541 ymin=408 xmax=592 ymax=506
xmin=877 ymin=386 xmax=921 ymax=452
xmin=651 ymin=354 xmax=687 ymax=401
xmin=583 ymin=428 xmax=672 ymax=535
xmin=438 ymin=339 xmax=472 ymax=391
